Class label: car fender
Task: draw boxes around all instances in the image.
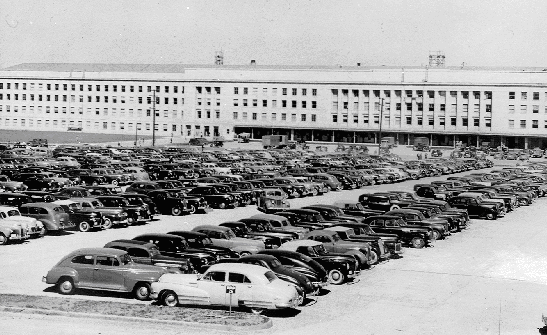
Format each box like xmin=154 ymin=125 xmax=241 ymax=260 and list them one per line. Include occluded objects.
xmin=343 ymin=249 xmax=367 ymax=264
xmin=46 ymin=267 xmax=79 ymax=285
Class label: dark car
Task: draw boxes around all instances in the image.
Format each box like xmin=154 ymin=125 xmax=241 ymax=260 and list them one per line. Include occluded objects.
xmin=385 ymin=209 xmax=450 ymax=240
xmin=359 ymin=193 xmax=415 ymax=212
xmin=186 ymin=186 xmax=237 ymax=209
xmin=132 ymin=233 xmax=217 ymax=271
xmin=104 ymin=239 xmax=194 ymax=273
xmin=363 ymin=215 xmax=433 ymax=249
xmin=166 ymin=230 xmax=240 ymax=259
xmin=447 ymin=193 xmax=504 ymax=220
xmin=0 ymin=192 xmax=32 ymax=207
xmin=95 ymin=195 xmax=151 ymax=224
xmin=53 ymin=199 xmax=105 ymax=232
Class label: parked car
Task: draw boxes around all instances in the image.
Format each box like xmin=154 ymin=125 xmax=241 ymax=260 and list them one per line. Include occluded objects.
xmin=42 ymin=248 xmax=167 ymax=300
xmin=363 ymin=215 xmax=433 ymax=249
xmin=304 ymin=230 xmax=371 ymax=269
xmin=19 ymin=202 xmax=73 ymax=233
xmin=192 ymin=225 xmax=265 ymax=256
xmin=166 ymin=230 xmax=240 ymax=259
xmin=0 ymin=218 xmax=29 ymax=245
xmin=0 ymin=205 xmax=45 ymax=238
xmin=53 ymin=200 xmax=105 ymax=232
xmin=104 ymin=239 xmax=194 ymax=274
xmin=150 ymin=263 xmax=299 ymax=314
xmin=70 ymin=197 xmax=128 ymax=229
xmin=96 ymin=195 xmax=152 ymax=224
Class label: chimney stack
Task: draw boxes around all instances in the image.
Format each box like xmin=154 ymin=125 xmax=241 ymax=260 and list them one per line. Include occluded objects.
xmin=250 ymin=60 xmax=256 ymax=65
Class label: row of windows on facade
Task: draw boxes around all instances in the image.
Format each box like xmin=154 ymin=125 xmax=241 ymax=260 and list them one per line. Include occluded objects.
xmin=332 ymin=101 xmax=492 ymax=113
xmin=0 ymin=118 xmax=178 ymax=132
xmin=233 ymin=99 xmax=318 ymax=109
xmin=0 ymin=93 xmax=185 ymax=105
xmin=329 ymin=114 xmax=492 ymax=127
xmin=195 ymin=87 xmax=221 ymax=95
xmin=1 ymin=119 xmax=229 ymax=136
xmin=232 ymin=112 xmax=317 ymax=122
xmin=508 ymin=120 xmax=547 ymax=129
xmin=0 ymin=105 xmax=183 ymax=118
xmin=508 ymin=105 xmax=547 ymax=113
xmin=0 ymin=82 xmax=186 ymax=94
xmin=196 ymin=110 xmax=221 ymax=119
xmin=508 ymin=92 xmax=547 ymax=100
xmin=233 ymin=87 xmax=318 ymax=96
xmin=331 ymin=89 xmax=493 ymax=100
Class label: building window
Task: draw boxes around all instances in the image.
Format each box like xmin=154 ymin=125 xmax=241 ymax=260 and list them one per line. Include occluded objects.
xmin=440 ymin=104 xmax=446 ymax=112
xmin=243 ymin=99 xmax=248 ymax=107
xmin=353 ymin=114 xmax=358 ymax=123
xmin=292 ymin=88 xmax=297 ymax=96
xmin=281 ymin=113 xmax=286 ymax=121
xmin=242 ymin=112 xmax=247 ymax=120
xmin=272 ymin=113 xmax=276 ymax=121
xmin=253 ymin=99 xmax=258 ymax=107
xmin=521 ymin=92 xmax=528 ymax=100
xmin=406 ymin=103 xmax=412 ymax=111
xmin=462 ymin=117 xmax=468 ymax=126
xmin=533 ymin=105 xmax=539 ymax=113
xmin=484 ymin=118 xmax=491 ymax=127
xmin=509 ymin=105 xmax=515 ymax=113
xmin=520 ymin=105 xmax=527 ymax=113
xmin=252 ymin=113 xmax=257 ymax=120
xmin=461 ymin=91 xmax=469 ymax=99
xmin=363 ymin=116 xmax=369 ymax=124
xmin=405 ymin=90 xmax=412 ymax=98
xmin=406 ymin=116 xmax=411 ymax=125
xmin=473 ymin=118 xmax=479 ymax=127
xmin=301 ymin=114 xmax=306 ymax=122
xmin=485 ymin=91 xmax=492 ymax=99
xmin=302 ymin=89 xmax=307 ymax=96
xmin=234 ymin=87 xmax=239 ymax=94
xmin=263 ymin=100 xmax=267 ymax=107
xmin=533 ymin=92 xmax=539 ymax=100
xmin=462 ymin=104 xmax=468 ymax=112
xmin=473 ymin=104 xmax=480 ymax=112
xmin=520 ymin=120 xmax=526 ymax=128
xmin=292 ymin=113 xmax=297 ymax=121
xmin=428 ymin=117 xmax=434 ymax=126
xmin=439 ymin=117 xmax=445 ymax=126
xmin=272 ymin=100 xmax=277 ymax=108
xmin=282 ymin=88 xmax=287 ymax=95
xmin=243 ymin=87 xmax=248 ymax=95
xmin=292 ymin=101 xmax=297 ymax=108
xmin=197 ymin=110 xmax=202 ymax=118
xmin=233 ymin=99 xmax=238 ymax=107
xmin=427 ymin=91 xmax=434 ymax=98
xmin=311 ymin=101 xmax=317 ymax=108
xmin=311 ymin=114 xmax=316 ymax=122
xmin=486 ymin=104 xmax=491 ymax=113
xmin=449 ymin=117 xmax=456 ymax=126
xmin=509 ymin=92 xmax=515 ymax=99
xmin=261 ymin=113 xmax=267 ymax=120
xmin=302 ymin=101 xmax=307 ymax=108
xmin=417 ymin=116 xmax=423 ymax=125
xmin=282 ymin=100 xmax=287 ymax=108
xmin=312 ymin=89 xmax=317 ymax=96
xmin=332 ymin=115 xmax=338 ymax=122
xmin=428 ymin=103 xmax=434 ymax=112
xmin=473 ymin=91 xmax=480 ymax=99
xmin=533 ymin=120 xmax=538 ymax=128
xmin=417 ymin=103 xmax=423 ymax=111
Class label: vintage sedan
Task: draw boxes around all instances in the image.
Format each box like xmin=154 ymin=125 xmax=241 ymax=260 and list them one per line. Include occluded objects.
xmin=42 ymin=248 xmax=167 ymax=300
xmin=150 ymin=263 xmax=299 ymax=314
xmin=0 ymin=205 xmax=45 ymax=238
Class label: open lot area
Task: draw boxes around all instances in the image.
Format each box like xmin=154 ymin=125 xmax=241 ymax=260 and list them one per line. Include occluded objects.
xmin=2 ymin=166 xmax=547 ymax=334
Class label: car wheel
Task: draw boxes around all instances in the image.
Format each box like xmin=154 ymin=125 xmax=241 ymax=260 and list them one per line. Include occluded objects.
xmin=38 ymin=226 xmax=46 ymax=237
xmin=102 ymin=218 xmax=113 ymax=230
xmin=240 ymin=251 xmax=252 ymax=256
xmin=432 ymin=230 xmax=441 ymax=240
xmin=133 ymin=282 xmax=151 ymax=301
xmin=78 ymin=221 xmax=91 ymax=233
xmin=369 ymin=250 xmax=379 ymax=265
xmin=297 ymin=291 xmax=306 ymax=306
xmin=0 ymin=233 xmax=8 ymax=245
xmin=92 ymin=181 xmax=98 ymax=186
xmin=57 ymin=277 xmax=75 ymax=295
xmin=518 ymin=199 xmax=527 ymax=206
xmin=389 ymin=205 xmax=400 ymax=211
xmin=187 ymin=204 xmax=196 ymax=214
xmin=112 ymin=179 xmax=119 ymax=186
xmin=218 ymin=202 xmax=226 ymax=209
xmin=485 ymin=213 xmax=496 ymax=220
xmin=328 ymin=269 xmax=346 ymax=285
xmin=171 ymin=207 xmax=182 ymax=216
xmin=411 ymin=237 xmax=426 ymax=249
xmin=162 ymin=290 xmax=179 ymax=307
xmin=312 ymin=189 xmax=318 ymax=196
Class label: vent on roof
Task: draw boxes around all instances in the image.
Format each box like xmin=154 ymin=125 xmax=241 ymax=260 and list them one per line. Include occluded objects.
xmin=250 ymin=60 xmax=256 ymax=65
xmin=357 ymin=63 xmax=361 ymax=66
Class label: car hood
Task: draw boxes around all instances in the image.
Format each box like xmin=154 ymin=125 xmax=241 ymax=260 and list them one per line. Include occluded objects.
xmin=231 ymin=237 xmax=265 ymax=247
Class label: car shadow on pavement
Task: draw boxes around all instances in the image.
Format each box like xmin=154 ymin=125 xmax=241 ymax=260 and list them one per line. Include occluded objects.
xmin=539 ymin=326 xmax=547 ymax=334
xmin=42 ymin=286 xmax=135 ymax=300
xmin=150 ymin=301 xmax=302 ymax=317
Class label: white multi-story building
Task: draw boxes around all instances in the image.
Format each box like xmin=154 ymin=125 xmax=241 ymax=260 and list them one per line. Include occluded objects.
xmin=2 ymin=63 xmax=547 ymax=148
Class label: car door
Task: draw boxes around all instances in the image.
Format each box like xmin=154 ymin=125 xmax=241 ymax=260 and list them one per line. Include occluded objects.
xmin=225 ymin=272 xmax=253 ymax=306
xmin=93 ymin=255 xmax=126 ymax=290
xmin=197 ymin=270 xmax=227 ymax=305
xmin=70 ymin=254 xmax=96 ymax=287
xmin=127 ymin=247 xmax=153 ymax=265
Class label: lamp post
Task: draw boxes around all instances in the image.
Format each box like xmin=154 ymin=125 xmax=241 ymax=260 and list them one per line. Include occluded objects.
xmin=378 ymin=98 xmax=384 ymax=156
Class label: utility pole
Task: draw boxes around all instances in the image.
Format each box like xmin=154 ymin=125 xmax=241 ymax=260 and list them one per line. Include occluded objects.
xmin=134 ymin=123 xmax=138 ymax=146
xmin=378 ymin=98 xmax=384 ymax=156
xmin=152 ymin=89 xmax=156 ymax=147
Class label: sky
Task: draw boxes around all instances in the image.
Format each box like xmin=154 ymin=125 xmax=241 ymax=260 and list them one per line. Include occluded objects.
xmin=0 ymin=0 xmax=546 ymax=68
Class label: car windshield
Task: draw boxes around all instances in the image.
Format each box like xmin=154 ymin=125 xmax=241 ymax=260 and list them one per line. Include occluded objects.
xmin=264 ymin=270 xmax=277 ymax=283
xmin=201 ymin=237 xmax=213 ymax=246
xmin=7 ymin=209 xmax=20 ymax=216
xmin=331 ymin=234 xmax=340 ymax=242
xmin=53 ymin=206 xmax=65 ymax=213
xmin=270 ymin=259 xmax=282 ymax=268
xmin=91 ymin=200 xmax=104 ymax=207
xmin=225 ymin=229 xmax=236 ymax=239
xmin=120 ymin=254 xmax=132 ymax=265
xmin=149 ymin=247 xmax=161 ymax=257
xmin=68 ymin=203 xmax=80 ymax=211
xmin=313 ymin=244 xmax=329 ymax=255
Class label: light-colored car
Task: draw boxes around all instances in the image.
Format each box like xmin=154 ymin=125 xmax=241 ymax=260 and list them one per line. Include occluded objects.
xmin=43 ymin=248 xmax=167 ymax=300
xmin=150 ymin=263 xmax=300 ymax=314
xmin=0 ymin=205 xmax=45 ymax=238
xmin=0 ymin=218 xmax=29 ymax=245
xmin=192 ymin=225 xmax=265 ymax=255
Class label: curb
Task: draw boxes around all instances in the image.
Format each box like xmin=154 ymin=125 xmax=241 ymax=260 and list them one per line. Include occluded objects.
xmin=0 ymin=306 xmax=273 ymax=331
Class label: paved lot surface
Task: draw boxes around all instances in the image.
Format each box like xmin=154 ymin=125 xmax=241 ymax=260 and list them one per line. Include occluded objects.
xmin=2 ymin=165 xmax=547 ymax=334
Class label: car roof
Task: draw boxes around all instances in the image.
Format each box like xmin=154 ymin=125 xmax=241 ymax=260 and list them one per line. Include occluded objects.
xmin=279 ymin=240 xmax=322 ymax=250
xmin=250 ymin=214 xmax=288 ymax=221
xmin=167 ymin=230 xmax=206 ymax=238
xmin=193 ymin=225 xmax=231 ymax=232
xmin=53 ymin=200 xmax=77 ymax=205
xmin=67 ymin=247 xmax=127 ymax=257
xmin=134 ymin=233 xmax=183 ymax=240
xmin=104 ymin=239 xmax=156 ymax=249
xmin=207 ymin=262 xmax=270 ymax=276
xmin=20 ymin=202 xmax=59 ymax=208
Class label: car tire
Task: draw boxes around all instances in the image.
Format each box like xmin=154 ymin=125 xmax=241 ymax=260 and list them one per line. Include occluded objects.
xmin=369 ymin=250 xmax=379 ymax=265
xmin=218 ymin=202 xmax=226 ymax=209
xmin=518 ymin=199 xmax=528 ymax=206
xmin=102 ymin=218 xmax=113 ymax=230
xmin=328 ymin=269 xmax=346 ymax=285
xmin=485 ymin=213 xmax=496 ymax=220
xmin=0 ymin=233 xmax=8 ymax=245
xmin=133 ymin=282 xmax=151 ymax=301
xmin=162 ymin=290 xmax=179 ymax=307
xmin=187 ymin=204 xmax=196 ymax=214
xmin=78 ymin=221 xmax=91 ymax=233
xmin=389 ymin=205 xmax=400 ymax=211
xmin=432 ymin=230 xmax=441 ymax=240
xmin=92 ymin=181 xmax=98 ymax=186
xmin=411 ymin=237 xmax=426 ymax=249
xmin=57 ymin=277 xmax=75 ymax=295
xmin=297 ymin=291 xmax=306 ymax=306
xmin=112 ymin=179 xmax=119 ymax=186
xmin=171 ymin=207 xmax=182 ymax=216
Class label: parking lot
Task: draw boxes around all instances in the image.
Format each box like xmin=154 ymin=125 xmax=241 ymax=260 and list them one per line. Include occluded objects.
xmin=2 ymin=159 xmax=547 ymax=334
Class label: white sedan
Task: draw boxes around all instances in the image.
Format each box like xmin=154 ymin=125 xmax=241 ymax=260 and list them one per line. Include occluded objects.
xmin=150 ymin=263 xmax=299 ymax=314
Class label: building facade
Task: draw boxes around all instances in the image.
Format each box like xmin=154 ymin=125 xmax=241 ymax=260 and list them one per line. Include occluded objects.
xmin=1 ymin=63 xmax=547 ymax=148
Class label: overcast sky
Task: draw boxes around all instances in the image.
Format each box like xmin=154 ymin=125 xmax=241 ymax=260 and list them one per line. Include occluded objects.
xmin=0 ymin=0 xmax=545 ymax=68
